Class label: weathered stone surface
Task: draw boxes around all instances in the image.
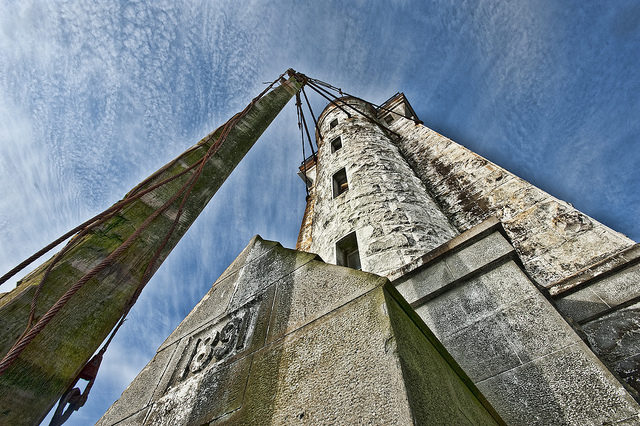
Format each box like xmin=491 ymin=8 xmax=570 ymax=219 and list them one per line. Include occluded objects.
xmin=395 ymin=230 xmax=515 ymax=305
xmin=395 ymin=219 xmax=640 ymax=424
xmin=385 ymin=286 xmax=501 ymax=424
xmin=549 ymin=243 xmax=640 ymax=296
xmin=0 ymin=77 xmax=303 ymax=425
xmin=477 ymin=343 xmax=640 ymax=425
xmin=387 ymin=106 xmax=633 ymax=287
xmin=266 ymin=260 xmax=386 ymax=342
xmin=98 ymin=343 xmax=179 ymax=425
xmin=303 ymin=97 xmax=457 ymax=277
xmin=582 ymin=302 xmax=640 ymax=398
xmin=100 ymin=236 xmax=501 ymax=425
xmin=554 ymin=262 xmax=640 ymax=323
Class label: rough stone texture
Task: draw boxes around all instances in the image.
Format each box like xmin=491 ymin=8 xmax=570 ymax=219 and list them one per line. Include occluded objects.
xmin=391 ymin=219 xmax=640 ymax=425
xmin=385 ymin=99 xmax=634 ymax=287
xmin=303 ymin=97 xmax=457 ymax=276
xmin=548 ymin=243 xmax=640 ymax=297
xmin=547 ymin=243 xmax=640 ymax=399
xmin=100 ymin=236 xmax=501 ymax=425
xmin=0 ymin=77 xmax=302 ymax=425
xmin=581 ymin=302 xmax=640 ymax=399
xmin=553 ymin=261 xmax=640 ymax=323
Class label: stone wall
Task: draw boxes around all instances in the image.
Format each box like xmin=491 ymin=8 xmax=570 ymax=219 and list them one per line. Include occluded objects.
xmin=392 ymin=218 xmax=640 ymax=424
xmin=387 ymin=107 xmax=633 ymax=287
xmin=550 ymin=243 xmax=640 ymax=399
xmin=99 ymin=236 xmax=502 ymax=425
xmin=304 ymin=98 xmax=456 ymax=276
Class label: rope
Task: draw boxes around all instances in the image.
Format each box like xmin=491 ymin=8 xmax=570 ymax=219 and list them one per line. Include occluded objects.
xmin=307 ymin=81 xmax=400 ymax=138
xmin=301 ymin=87 xmax=322 ymax=143
xmin=296 ymin=93 xmax=310 ymax=196
xmin=305 ymin=83 xmax=352 ymax=119
xmin=299 ymin=96 xmax=317 ymax=162
xmin=311 ymin=79 xmax=422 ymax=124
xmin=0 ymin=69 xmax=293 ymax=380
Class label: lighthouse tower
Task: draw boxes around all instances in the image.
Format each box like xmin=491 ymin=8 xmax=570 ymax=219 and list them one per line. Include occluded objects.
xmin=100 ymin=90 xmax=640 ymax=425
xmin=296 ymin=93 xmax=640 ymax=424
xmin=296 ymin=96 xmax=456 ymax=276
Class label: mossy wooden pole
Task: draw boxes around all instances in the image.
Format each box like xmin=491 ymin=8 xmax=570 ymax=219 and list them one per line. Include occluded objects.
xmin=0 ymin=76 xmax=302 ymax=424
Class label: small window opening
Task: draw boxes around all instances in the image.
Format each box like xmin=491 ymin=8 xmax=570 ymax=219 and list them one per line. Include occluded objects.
xmin=384 ymin=115 xmax=394 ymax=125
xmin=330 ymin=137 xmax=342 ymax=153
xmin=336 ymin=232 xmax=361 ymax=270
xmin=329 ymin=118 xmax=338 ymax=129
xmin=332 ymin=168 xmax=348 ymax=198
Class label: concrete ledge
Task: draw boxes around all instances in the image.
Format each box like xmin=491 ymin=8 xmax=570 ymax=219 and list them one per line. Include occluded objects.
xmin=392 ymin=218 xmax=516 ymax=307
xmin=548 ymin=243 xmax=640 ymax=297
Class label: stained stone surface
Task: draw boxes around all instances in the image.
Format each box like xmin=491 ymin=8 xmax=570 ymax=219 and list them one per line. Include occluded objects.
xmin=302 ymin=97 xmax=457 ymax=276
xmin=99 ymin=236 xmax=501 ymax=425
xmin=293 ymin=94 xmax=640 ymax=423
xmin=547 ymin=243 xmax=640 ymax=399
xmin=385 ymin=102 xmax=633 ymax=287
xmin=391 ymin=220 xmax=640 ymax=425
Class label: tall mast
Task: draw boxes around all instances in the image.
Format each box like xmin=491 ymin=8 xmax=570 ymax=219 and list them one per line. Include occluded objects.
xmin=0 ymin=73 xmax=302 ymax=424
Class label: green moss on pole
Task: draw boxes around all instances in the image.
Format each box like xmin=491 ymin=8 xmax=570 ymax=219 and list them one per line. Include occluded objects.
xmin=0 ymin=75 xmax=302 ymax=425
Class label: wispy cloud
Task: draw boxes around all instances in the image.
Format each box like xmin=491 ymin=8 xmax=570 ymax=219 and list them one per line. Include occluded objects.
xmin=2 ymin=1 xmax=639 ymax=423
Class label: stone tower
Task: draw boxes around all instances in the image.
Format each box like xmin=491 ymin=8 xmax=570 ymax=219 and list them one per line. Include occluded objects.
xmin=101 ymin=91 xmax=640 ymax=425
xmin=296 ymin=94 xmax=640 ymax=424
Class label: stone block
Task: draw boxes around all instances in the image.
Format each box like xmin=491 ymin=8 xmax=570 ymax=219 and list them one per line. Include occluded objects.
xmin=158 ymin=275 xmax=236 ymax=350
xmin=554 ymin=287 xmax=610 ymax=322
xmin=228 ymin=287 xmax=416 ymax=425
xmin=582 ymin=302 xmax=640 ymax=366
xmin=413 ymin=261 xmax=538 ymax=339
xmin=615 ymin=353 xmax=640 ymax=396
xmin=443 ymin=231 xmax=514 ymax=279
xmin=385 ymin=286 xmax=501 ymax=425
xmin=266 ymin=259 xmax=386 ymax=342
xmin=96 ymin=408 xmax=149 ymax=426
xmin=395 ymin=260 xmax=454 ymax=304
xmin=440 ymin=311 xmax=522 ymax=381
xmin=477 ymin=343 xmax=640 ymax=426
xmin=145 ymin=353 xmax=252 ymax=425
xmin=217 ymin=235 xmax=280 ymax=281
xmin=227 ymin=244 xmax=317 ymax=311
xmin=589 ymin=263 xmax=640 ymax=308
xmin=97 ymin=343 xmax=178 ymax=425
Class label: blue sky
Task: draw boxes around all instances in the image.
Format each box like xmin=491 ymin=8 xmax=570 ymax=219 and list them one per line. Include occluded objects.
xmin=1 ymin=1 xmax=638 ymax=423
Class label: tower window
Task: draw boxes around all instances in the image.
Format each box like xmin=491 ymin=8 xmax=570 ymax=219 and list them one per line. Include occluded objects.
xmin=332 ymin=168 xmax=348 ymax=198
xmin=336 ymin=232 xmax=361 ymax=270
xmin=384 ymin=115 xmax=394 ymax=125
xmin=329 ymin=118 xmax=338 ymax=129
xmin=330 ymin=137 xmax=342 ymax=153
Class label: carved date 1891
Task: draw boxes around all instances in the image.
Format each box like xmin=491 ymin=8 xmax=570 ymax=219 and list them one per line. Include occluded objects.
xmin=181 ymin=312 xmax=251 ymax=380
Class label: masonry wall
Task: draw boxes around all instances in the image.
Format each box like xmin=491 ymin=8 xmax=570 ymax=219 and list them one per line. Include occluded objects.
xmin=549 ymin=243 xmax=640 ymax=399
xmin=305 ymin=98 xmax=456 ymax=276
xmin=392 ymin=219 xmax=640 ymax=424
xmin=385 ymin=110 xmax=633 ymax=287
xmin=99 ymin=236 xmax=501 ymax=425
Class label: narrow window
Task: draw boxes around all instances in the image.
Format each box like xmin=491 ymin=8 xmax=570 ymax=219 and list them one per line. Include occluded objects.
xmin=332 ymin=168 xmax=348 ymax=198
xmin=336 ymin=232 xmax=361 ymax=270
xmin=329 ymin=118 xmax=338 ymax=129
xmin=330 ymin=136 xmax=342 ymax=153
xmin=384 ymin=115 xmax=394 ymax=125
